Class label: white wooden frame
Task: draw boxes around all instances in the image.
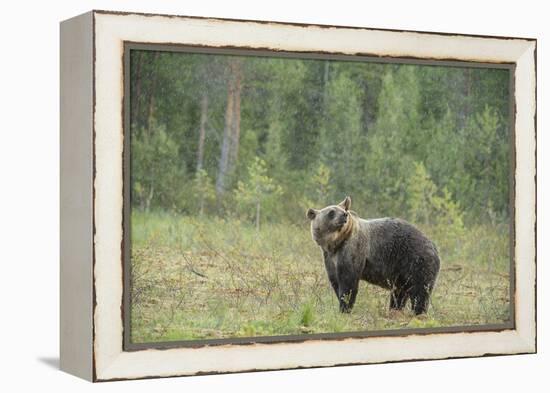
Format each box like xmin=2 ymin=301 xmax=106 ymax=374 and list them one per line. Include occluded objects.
xmin=60 ymin=10 xmax=536 ymax=382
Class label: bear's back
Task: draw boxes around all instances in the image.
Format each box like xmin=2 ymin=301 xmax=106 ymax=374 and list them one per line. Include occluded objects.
xmin=358 ymin=217 xmax=440 ymax=284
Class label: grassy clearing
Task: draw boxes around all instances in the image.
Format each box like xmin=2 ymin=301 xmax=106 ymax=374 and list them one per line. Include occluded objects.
xmin=130 ymin=211 xmax=511 ymax=343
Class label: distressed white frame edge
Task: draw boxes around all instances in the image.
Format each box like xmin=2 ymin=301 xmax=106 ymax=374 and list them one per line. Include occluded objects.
xmin=89 ymin=11 xmax=535 ymax=381
xmin=60 ymin=11 xmax=94 ymax=381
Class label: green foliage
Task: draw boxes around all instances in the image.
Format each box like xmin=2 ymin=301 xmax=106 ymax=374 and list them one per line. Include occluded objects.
xmin=233 ymin=157 xmax=283 ymax=229
xmin=376 ymin=66 xmax=421 ymax=140
xmin=191 ymin=169 xmax=216 ymax=215
xmin=300 ymin=303 xmax=315 ymax=327
xmin=422 ymin=108 xmax=462 ymax=196
xmin=364 ymin=67 xmax=422 ymax=215
xmin=406 ymin=162 xmax=464 ymax=256
xmin=130 ymin=50 xmax=511 ymax=227
xmin=306 ymin=163 xmax=332 ymax=207
xmin=406 ymin=161 xmax=438 ymax=225
xmin=319 ymin=72 xmax=367 ymax=202
xmin=131 ymin=122 xmax=185 ymax=211
xmin=406 ymin=162 xmax=464 ymax=230
xmin=461 ymin=106 xmax=509 ymax=220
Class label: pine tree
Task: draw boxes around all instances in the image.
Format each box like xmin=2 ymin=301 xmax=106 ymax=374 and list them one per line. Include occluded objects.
xmin=233 ymin=157 xmax=282 ymax=231
xmin=192 ymin=169 xmax=216 ymax=216
xmin=366 ymin=66 xmax=421 ymax=215
xmin=319 ymin=71 xmax=366 ymax=204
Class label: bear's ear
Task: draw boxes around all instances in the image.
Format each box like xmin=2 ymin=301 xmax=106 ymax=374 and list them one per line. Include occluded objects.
xmin=338 ymin=196 xmax=351 ymax=211
xmin=306 ymin=208 xmax=319 ymax=220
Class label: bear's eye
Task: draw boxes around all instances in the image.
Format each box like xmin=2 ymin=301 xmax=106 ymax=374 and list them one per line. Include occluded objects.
xmin=328 ymin=210 xmax=335 ymax=219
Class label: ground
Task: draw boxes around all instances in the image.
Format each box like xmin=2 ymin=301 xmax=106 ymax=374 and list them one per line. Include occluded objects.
xmin=130 ymin=212 xmax=511 ymax=343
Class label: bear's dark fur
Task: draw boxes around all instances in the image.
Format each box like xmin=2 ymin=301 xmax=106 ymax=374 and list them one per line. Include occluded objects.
xmin=307 ymin=196 xmax=440 ymax=315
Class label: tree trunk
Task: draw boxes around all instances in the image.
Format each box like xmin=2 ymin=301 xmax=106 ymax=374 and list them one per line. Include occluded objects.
xmin=461 ymin=68 xmax=472 ymax=129
xmin=131 ymin=51 xmax=143 ymax=130
xmin=216 ymin=73 xmax=235 ymax=194
xmin=216 ymin=59 xmax=242 ymax=195
xmin=145 ymin=52 xmax=161 ymax=133
xmin=197 ymin=93 xmax=208 ymax=171
xmin=255 ymin=200 xmax=261 ymax=232
xmin=147 ymin=93 xmax=156 ymax=131
xmin=229 ymin=60 xmax=243 ymax=166
xmin=145 ymin=185 xmax=154 ymax=213
xmin=199 ymin=198 xmax=204 ymax=216
xmin=323 ymin=60 xmax=330 ymax=110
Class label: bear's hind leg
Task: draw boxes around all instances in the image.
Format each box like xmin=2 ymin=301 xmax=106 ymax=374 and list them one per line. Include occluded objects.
xmin=410 ymin=286 xmax=431 ymax=315
xmin=389 ymin=288 xmax=408 ymax=311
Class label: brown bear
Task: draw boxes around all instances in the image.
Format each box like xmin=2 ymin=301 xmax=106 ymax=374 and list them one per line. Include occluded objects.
xmin=307 ymin=196 xmax=440 ymax=315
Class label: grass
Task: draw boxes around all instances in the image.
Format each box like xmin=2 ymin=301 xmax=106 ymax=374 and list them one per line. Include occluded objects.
xmin=130 ymin=211 xmax=511 ymax=343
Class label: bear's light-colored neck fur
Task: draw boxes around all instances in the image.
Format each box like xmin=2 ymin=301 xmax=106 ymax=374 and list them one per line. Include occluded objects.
xmin=317 ymin=212 xmax=358 ymax=252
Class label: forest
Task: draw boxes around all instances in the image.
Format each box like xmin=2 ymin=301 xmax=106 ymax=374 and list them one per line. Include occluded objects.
xmin=129 ymin=49 xmax=512 ymax=343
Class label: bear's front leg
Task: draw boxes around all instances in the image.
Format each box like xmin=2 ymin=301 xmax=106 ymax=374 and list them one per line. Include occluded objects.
xmin=323 ymin=251 xmax=339 ymax=298
xmin=338 ymin=284 xmax=358 ymax=313
xmin=337 ymin=261 xmax=360 ymax=313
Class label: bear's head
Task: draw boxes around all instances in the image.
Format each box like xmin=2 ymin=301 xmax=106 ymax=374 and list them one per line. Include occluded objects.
xmin=307 ymin=196 xmax=354 ymax=250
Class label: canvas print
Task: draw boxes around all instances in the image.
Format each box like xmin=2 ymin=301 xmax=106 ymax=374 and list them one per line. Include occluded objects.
xmin=127 ymin=48 xmax=512 ymax=345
